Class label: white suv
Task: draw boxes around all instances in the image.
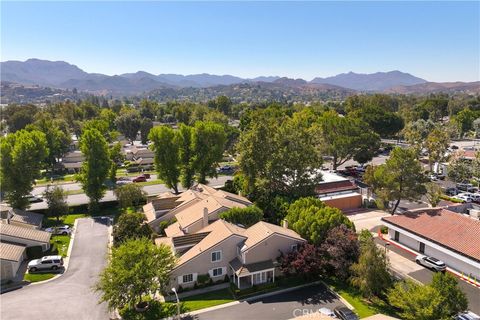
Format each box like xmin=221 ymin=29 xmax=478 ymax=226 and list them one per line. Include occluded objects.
xmin=415 ymin=254 xmax=446 ymax=272
xmin=28 ymin=255 xmax=64 ymax=272
xmin=45 ymin=225 xmax=72 ymax=235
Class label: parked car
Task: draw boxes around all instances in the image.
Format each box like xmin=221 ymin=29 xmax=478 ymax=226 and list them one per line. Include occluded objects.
xmin=132 ymin=175 xmax=147 ymax=183
xmin=455 ymin=311 xmax=480 ymax=320
xmin=26 ymin=194 xmax=42 ymax=203
xmin=334 ymin=307 xmax=359 ymax=320
xmin=445 ymin=187 xmax=459 ymax=196
xmin=415 ymin=254 xmax=446 ymax=272
xmin=429 ymin=174 xmax=438 ymax=181
xmin=453 ymin=195 xmax=473 ymax=203
xmin=28 ymin=255 xmax=64 ymax=272
xmin=217 ymin=165 xmax=234 ymax=174
xmin=45 ymin=225 xmax=72 ymax=235
xmin=456 ymin=183 xmax=476 ymax=192
xmin=319 ymin=307 xmax=336 ymax=318
xmin=458 ymin=192 xmax=480 ymax=203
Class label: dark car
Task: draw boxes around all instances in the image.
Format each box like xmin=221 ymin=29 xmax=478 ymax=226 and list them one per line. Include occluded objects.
xmin=132 ymin=176 xmax=147 ymax=183
xmin=445 ymin=187 xmax=458 ymax=196
xmin=217 ymin=165 xmax=234 ymax=174
xmin=334 ymin=307 xmax=359 ymax=320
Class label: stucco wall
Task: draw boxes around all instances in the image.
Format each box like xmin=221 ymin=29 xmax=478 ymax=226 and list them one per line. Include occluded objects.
xmin=244 ymin=234 xmax=305 ymax=265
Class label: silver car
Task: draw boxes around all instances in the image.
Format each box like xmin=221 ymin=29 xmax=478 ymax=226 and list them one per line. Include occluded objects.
xmin=415 ymin=254 xmax=446 ymax=272
xmin=28 ymin=255 xmax=64 ymax=272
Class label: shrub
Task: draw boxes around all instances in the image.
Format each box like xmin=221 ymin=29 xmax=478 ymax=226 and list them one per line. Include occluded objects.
xmin=26 ymin=246 xmax=43 ymax=259
xmin=380 ymin=226 xmax=388 ymax=234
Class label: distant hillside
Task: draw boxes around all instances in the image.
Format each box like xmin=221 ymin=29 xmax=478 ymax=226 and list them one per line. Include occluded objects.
xmin=311 ymin=71 xmax=427 ymax=91
xmin=385 ymin=81 xmax=480 ymax=95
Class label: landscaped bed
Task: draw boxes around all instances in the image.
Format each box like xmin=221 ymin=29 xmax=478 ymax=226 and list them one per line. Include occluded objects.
xmin=24 ymin=272 xmax=56 ymax=283
xmin=178 ymin=288 xmax=235 ymax=311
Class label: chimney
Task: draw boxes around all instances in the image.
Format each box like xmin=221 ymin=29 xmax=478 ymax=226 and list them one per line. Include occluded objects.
xmin=282 ymin=219 xmax=288 ymax=229
xmin=203 ymin=207 xmax=209 ymax=227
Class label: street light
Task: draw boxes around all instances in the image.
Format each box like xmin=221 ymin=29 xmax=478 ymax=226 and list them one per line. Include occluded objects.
xmin=171 ymin=287 xmax=180 ymax=320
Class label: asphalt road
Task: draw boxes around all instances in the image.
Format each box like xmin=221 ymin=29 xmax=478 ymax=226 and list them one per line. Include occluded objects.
xmin=29 ymin=175 xmax=233 ymax=210
xmin=0 ymin=218 xmax=110 ymax=320
xmin=192 ymin=284 xmax=345 ymax=320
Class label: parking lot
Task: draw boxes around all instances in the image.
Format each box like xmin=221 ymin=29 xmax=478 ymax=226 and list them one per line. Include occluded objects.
xmin=0 ymin=217 xmax=110 ymax=320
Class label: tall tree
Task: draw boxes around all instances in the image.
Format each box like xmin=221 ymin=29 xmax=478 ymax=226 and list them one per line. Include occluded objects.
xmin=350 ymin=234 xmax=392 ymax=298
xmin=364 ymin=147 xmax=428 ymax=213
xmin=95 ymin=238 xmax=176 ymax=310
xmin=279 ymin=243 xmax=324 ymax=279
xmin=114 ymin=184 xmax=147 ymax=209
xmin=318 ymin=111 xmax=380 ymax=169
xmin=43 ymin=185 xmax=69 ymax=223
xmin=192 ymin=121 xmax=227 ymax=183
xmin=108 ymin=142 xmax=124 ymax=182
xmin=78 ymin=128 xmax=111 ymax=212
xmin=425 ymin=127 xmax=450 ymax=171
xmin=425 ymin=182 xmax=442 ymax=207
xmin=149 ymin=126 xmax=181 ymax=193
xmin=448 ymin=152 xmax=472 ymax=184
xmin=177 ymin=124 xmax=195 ymax=189
xmin=115 ymin=111 xmax=141 ymax=143
xmin=285 ymin=197 xmax=354 ymax=245
xmin=139 ymin=118 xmax=153 ymax=145
xmin=219 ymin=205 xmax=263 ymax=227
xmin=0 ymin=129 xmax=48 ymax=209
xmin=112 ymin=211 xmax=152 ymax=246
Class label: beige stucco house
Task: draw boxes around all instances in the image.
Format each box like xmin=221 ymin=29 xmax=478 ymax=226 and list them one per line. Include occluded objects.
xmin=143 ymin=184 xmax=252 ymax=233
xmin=156 ymin=219 xmax=305 ymax=289
xmin=0 ymin=242 xmax=26 ymax=283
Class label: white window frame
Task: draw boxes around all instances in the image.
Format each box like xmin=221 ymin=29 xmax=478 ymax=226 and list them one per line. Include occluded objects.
xmin=182 ymin=273 xmax=194 ymax=283
xmin=211 ymin=250 xmax=222 ymax=262
xmin=212 ymin=267 xmax=223 ymax=277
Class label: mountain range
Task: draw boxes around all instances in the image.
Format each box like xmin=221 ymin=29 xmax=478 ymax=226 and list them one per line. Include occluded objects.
xmin=1 ymin=59 xmax=479 ymax=98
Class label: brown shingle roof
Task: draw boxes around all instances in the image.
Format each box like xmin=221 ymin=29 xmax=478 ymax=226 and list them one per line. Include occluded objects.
xmin=9 ymin=209 xmax=44 ymax=227
xmin=382 ymin=209 xmax=480 ymax=262
xmin=0 ymin=242 xmax=25 ymax=262
xmin=315 ymin=180 xmax=358 ymax=195
xmin=0 ymin=223 xmax=51 ymax=243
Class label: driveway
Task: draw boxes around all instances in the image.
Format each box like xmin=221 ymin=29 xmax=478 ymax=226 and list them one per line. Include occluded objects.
xmin=193 ymin=284 xmax=345 ymax=320
xmin=0 ymin=218 xmax=110 ymax=320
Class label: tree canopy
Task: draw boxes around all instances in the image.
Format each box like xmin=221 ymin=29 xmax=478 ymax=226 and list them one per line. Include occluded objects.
xmin=114 ymin=184 xmax=147 ymax=209
xmin=285 ymin=197 xmax=354 ymax=245
xmin=43 ymin=185 xmax=69 ymax=223
xmin=112 ymin=211 xmax=153 ymax=246
xmin=219 ymin=205 xmax=263 ymax=227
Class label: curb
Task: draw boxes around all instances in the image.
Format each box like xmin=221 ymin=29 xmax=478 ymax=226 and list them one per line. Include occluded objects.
xmin=320 ymin=281 xmax=355 ymax=311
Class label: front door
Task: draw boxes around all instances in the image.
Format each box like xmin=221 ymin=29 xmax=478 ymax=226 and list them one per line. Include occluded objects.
xmin=419 ymin=242 xmax=425 ymax=254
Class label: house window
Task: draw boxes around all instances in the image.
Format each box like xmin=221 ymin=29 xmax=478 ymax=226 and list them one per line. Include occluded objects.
xmin=291 ymin=244 xmax=298 ymax=252
xmin=182 ymin=274 xmax=194 ymax=283
xmin=212 ymin=267 xmax=223 ymax=277
xmin=211 ymin=251 xmax=222 ymax=262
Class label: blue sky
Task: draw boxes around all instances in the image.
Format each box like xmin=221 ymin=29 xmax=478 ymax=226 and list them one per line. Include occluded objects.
xmin=1 ymin=1 xmax=479 ymax=81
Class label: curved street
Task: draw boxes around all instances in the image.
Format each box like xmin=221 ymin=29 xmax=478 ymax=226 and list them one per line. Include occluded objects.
xmin=0 ymin=218 xmax=110 ymax=320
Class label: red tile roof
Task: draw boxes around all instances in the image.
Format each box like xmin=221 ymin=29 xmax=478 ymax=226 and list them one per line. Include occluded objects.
xmin=315 ymin=180 xmax=358 ymax=195
xmin=382 ymin=209 xmax=480 ymax=262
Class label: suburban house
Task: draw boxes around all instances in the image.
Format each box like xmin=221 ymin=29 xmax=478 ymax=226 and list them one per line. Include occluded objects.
xmin=123 ymin=144 xmax=155 ymax=170
xmin=0 ymin=242 xmax=27 ymax=283
xmin=382 ymin=208 xmax=480 ymax=279
xmin=0 ymin=223 xmax=51 ymax=252
xmin=1 ymin=206 xmax=44 ymax=229
xmin=315 ymin=171 xmax=363 ymax=210
xmin=60 ymin=150 xmax=85 ymax=173
xmin=156 ymin=219 xmax=306 ymax=289
xmin=143 ymin=184 xmax=252 ymax=233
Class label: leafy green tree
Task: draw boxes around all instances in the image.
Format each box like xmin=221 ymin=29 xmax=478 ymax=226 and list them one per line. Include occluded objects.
xmin=4 ymin=104 xmax=39 ymax=132
xmin=388 ymin=280 xmax=442 ymax=320
xmin=219 ymin=205 xmax=263 ymax=227
xmin=318 ymin=111 xmax=380 ymax=169
xmin=0 ymin=129 xmax=48 ymax=209
xmin=453 ymin=108 xmax=476 ymax=137
xmin=43 ymin=185 xmax=69 ymax=223
xmin=425 ymin=127 xmax=450 ymax=171
xmin=177 ymin=124 xmax=195 ymax=189
xmin=112 ymin=211 xmax=152 ymax=245
xmin=27 ymin=116 xmax=71 ymax=171
xmin=109 ymin=142 xmax=124 ymax=182
xmin=140 ymin=118 xmax=153 ymax=145
xmin=99 ymin=108 xmax=117 ymax=132
xmin=192 ymin=121 xmax=227 ymax=183
xmin=350 ymin=235 xmax=392 ymax=298
xmin=388 ymin=272 xmax=467 ymax=320
xmin=425 ymin=182 xmax=442 ymax=207
xmin=149 ymin=126 xmax=181 ymax=193
xmin=364 ymin=147 xmax=428 ymax=213
xmin=285 ymin=197 xmax=354 ymax=245
xmin=95 ymin=238 xmax=176 ymax=310
xmin=116 ymin=111 xmax=141 ymax=143
xmin=448 ymin=153 xmax=472 ymax=184
xmin=237 ymin=107 xmax=323 ymax=198
xmin=82 ymin=119 xmax=117 ymax=143
xmin=78 ymin=128 xmax=111 ymax=212
xmin=114 ymin=184 xmax=147 ymax=209
xmin=402 ymin=119 xmax=435 ymax=152
xmin=349 ymin=104 xmax=404 ymax=138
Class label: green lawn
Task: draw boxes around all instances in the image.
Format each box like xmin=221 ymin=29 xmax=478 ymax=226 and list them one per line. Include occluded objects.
xmin=44 ymin=213 xmax=87 ymax=228
xmin=135 ymin=179 xmax=163 ymax=186
xmin=165 ymin=288 xmax=235 ymax=312
xmin=50 ymin=235 xmax=71 ymax=257
xmin=65 ymin=189 xmax=85 ymax=195
xmin=325 ymin=279 xmax=399 ymax=319
xmin=24 ymin=272 xmax=56 ymax=283
xmin=35 ymin=174 xmax=77 ymax=185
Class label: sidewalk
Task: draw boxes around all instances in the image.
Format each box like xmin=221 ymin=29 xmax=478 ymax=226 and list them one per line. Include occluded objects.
xmin=163 ymin=283 xmax=230 ymax=302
